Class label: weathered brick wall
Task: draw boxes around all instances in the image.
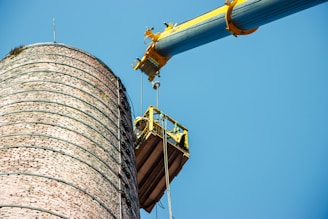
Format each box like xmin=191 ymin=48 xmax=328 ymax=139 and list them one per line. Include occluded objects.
xmin=0 ymin=43 xmax=139 ymax=218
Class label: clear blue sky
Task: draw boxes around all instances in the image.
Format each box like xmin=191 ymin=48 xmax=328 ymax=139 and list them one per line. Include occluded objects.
xmin=1 ymin=1 xmax=328 ymax=219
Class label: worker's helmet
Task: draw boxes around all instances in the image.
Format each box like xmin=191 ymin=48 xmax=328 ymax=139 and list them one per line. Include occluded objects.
xmin=134 ymin=116 xmax=147 ymax=127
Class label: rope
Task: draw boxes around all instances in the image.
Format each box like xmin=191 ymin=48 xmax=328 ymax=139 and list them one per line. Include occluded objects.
xmin=161 ymin=115 xmax=173 ymax=219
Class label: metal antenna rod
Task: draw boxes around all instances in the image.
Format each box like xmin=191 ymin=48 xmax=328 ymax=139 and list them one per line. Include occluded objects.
xmin=53 ymin=18 xmax=56 ymax=43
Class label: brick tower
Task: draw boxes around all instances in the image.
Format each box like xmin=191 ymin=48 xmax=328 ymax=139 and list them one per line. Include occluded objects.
xmin=0 ymin=43 xmax=139 ymax=218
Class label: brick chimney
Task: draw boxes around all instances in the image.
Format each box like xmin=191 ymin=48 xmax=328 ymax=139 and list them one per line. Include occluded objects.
xmin=0 ymin=43 xmax=139 ymax=218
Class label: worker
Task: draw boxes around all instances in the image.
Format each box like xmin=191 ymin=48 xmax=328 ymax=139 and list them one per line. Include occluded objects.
xmin=133 ymin=116 xmax=148 ymax=145
xmin=134 ymin=116 xmax=148 ymax=131
xmin=135 ymin=116 xmax=148 ymax=131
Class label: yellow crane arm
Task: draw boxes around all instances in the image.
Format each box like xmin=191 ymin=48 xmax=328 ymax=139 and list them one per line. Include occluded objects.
xmin=134 ymin=0 xmax=326 ymax=81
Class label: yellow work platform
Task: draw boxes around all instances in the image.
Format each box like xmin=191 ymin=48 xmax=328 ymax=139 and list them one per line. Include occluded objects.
xmin=134 ymin=106 xmax=189 ymax=212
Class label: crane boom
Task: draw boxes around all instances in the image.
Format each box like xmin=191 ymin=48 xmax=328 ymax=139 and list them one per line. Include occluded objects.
xmin=134 ymin=0 xmax=327 ymax=81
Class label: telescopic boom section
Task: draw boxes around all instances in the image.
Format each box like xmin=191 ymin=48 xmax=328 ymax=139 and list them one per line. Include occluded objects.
xmin=133 ymin=0 xmax=326 ymax=81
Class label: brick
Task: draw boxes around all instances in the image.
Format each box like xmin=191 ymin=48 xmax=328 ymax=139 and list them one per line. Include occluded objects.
xmin=0 ymin=43 xmax=139 ymax=219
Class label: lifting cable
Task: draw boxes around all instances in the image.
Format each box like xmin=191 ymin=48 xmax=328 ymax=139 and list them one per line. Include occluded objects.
xmin=161 ymin=114 xmax=173 ymax=219
xmin=140 ymin=71 xmax=143 ymax=115
xmin=156 ymin=86 xmax=159 ymax=108
xmin=152 ymin=75 xmax=160 ymax=108
xmin=142 ymin=73 xmax=172 ymax=218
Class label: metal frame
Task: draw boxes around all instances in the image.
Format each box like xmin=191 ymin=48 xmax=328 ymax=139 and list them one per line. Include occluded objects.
xmin=135 ymin=105 xmax=189 ymax=155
